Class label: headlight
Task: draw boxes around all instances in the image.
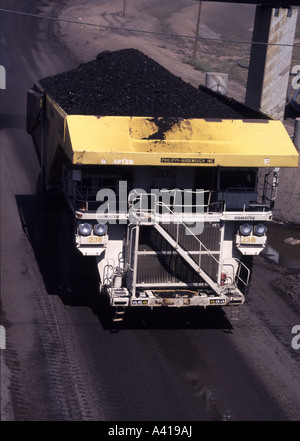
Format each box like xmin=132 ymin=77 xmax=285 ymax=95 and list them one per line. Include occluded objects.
xmin=78 ymin=223 xmax=92 ymax=236
xmin=94 ymin=223 xmax=107 ymax=236
xmin=254 ymin=223 xmax=267 ymax=237
xmin=239 ymin=223 xmax=252 ymax=236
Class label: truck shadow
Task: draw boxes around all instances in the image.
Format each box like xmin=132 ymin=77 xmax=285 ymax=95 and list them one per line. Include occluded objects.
xmin=15 ymin=194 xmax=233 ymax=331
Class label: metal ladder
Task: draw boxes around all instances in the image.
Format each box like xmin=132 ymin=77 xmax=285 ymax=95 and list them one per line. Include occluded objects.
xmin=113 ymin=306 xmax=126 ymax=322
xmin=230 ymin=306 xmax=241 ymax=321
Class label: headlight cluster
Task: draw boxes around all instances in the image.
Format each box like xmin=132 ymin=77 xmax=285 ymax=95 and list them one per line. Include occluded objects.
xmin=78 ymin=222 xmax=107 ymax=236
xmin=239 ymin=223 xmax=267 ymax=237
xmin=239 ymin=223 xmax=252 ymax=236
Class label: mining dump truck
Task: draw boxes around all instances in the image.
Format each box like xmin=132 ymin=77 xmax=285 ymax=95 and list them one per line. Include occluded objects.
xmin=27 ymin=49 xmax=299 ymax=321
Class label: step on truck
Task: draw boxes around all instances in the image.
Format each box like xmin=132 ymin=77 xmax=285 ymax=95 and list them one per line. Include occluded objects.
xmin=26 ymin=50 xmax=299 ymax=321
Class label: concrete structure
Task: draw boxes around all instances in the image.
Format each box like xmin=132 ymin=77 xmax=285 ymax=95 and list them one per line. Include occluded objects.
xmin=205 ymin=72 xmax=228 ymax=95
xmin=245 ymin=6 xmax=298 ymax=120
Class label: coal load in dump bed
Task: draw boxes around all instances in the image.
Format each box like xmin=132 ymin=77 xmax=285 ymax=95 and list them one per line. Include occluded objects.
xmin=40 ymin=49 xmax=258 ymax=119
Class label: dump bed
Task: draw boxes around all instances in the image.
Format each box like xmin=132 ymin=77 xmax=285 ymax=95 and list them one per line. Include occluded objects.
xmin=26 ymin=49 xmax=299 ymax=177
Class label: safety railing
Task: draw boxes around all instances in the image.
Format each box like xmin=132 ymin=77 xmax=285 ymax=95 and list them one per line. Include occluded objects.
xmin=128 ymin=188 xmax=223 ymax=219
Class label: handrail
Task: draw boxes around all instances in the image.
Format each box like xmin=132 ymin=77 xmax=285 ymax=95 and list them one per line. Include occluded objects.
xmin=138 ymin=199 xmax=226 ymax=284
xmin=129 ymin=194 xmax=220 ymax=265
xmin=128 ymin=188 xmax=223 ymax=215
xmin=236 ymin=258 xmax=250 ymax=287
xmin=222 ymin=257 xmax=250 ymax=288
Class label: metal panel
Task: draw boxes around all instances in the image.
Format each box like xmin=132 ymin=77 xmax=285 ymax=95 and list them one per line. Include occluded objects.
xmin=136 ymin=223 xmax=221 ymax=284
xmin=163 ymin=223 xmax=221 ymax=252
xmin=136 ymin=253 xmax=219 ymax=285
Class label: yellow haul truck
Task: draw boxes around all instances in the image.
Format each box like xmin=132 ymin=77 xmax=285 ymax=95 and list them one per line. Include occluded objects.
xmin=27 ymin=80 xmax=299 ymax=321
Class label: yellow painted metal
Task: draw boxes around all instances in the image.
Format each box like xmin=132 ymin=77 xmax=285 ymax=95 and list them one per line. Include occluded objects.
xmin=62 ymin=115 xmax=298 ymax=168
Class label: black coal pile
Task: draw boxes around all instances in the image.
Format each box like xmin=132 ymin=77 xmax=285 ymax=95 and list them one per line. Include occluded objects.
xmin=40 ymin=49 xmax=243 ymax=119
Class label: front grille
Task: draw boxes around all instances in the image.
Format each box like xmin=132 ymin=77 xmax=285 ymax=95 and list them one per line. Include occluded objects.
xmin=163 ymin=222 xmax=220 ymax=252
xmin=136 ymin=223 xmax=221 ymax=284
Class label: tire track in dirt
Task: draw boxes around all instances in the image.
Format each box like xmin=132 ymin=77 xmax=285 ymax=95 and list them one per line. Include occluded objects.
xmin=20 ymin=233 xmax=103 ymax=420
